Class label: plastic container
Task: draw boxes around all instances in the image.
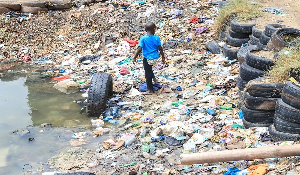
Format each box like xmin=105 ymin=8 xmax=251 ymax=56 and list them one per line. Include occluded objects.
xmin=108 ymin=120 xmax=118 ymax=125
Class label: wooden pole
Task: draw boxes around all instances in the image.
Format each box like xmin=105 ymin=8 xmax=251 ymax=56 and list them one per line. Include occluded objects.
xmin=181 ymin=144 xmax=300 ymax=165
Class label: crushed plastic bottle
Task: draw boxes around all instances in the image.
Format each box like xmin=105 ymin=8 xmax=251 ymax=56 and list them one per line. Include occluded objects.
xmin=120 ymin=133 xmax=136 ymax=147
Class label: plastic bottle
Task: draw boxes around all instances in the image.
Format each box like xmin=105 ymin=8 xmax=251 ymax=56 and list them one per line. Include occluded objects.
xmin=112 ymin=107 xmax=118 ymax=116
xmin=122 ymin=134 xmax=136 ymax=147
xmin=220 ymin=106 xmax=232 ymax=110
xmin=108 ymin=120 xmax=118 ymax=125
xmin=142 ymin=142 xmax=150 ymax=152
xmin=206 ymin=108 xmax=217 ymax=116
xmin=238 ymin=110 xmax=244 ymax=119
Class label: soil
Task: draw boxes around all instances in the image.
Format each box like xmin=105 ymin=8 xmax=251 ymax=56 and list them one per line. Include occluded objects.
xmin=251 ymin=50 xmax=275 ymax=59
xmin=253 ymin=0 xmax=300 ymax=30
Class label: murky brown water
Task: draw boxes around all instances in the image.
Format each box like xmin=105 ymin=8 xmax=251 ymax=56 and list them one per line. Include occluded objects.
xmin=0 ymin=65 xmax=96 ymax=174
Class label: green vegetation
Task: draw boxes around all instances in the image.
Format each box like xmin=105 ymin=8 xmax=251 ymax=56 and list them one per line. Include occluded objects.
xmin=267 ymin=42 xmax=300 ymax=83
xmin=214 ymin=0 xmax=262 ymax=35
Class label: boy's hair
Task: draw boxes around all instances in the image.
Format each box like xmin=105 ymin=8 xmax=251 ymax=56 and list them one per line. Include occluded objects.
xmin=145 ymin=22 xmax=156 ymax=32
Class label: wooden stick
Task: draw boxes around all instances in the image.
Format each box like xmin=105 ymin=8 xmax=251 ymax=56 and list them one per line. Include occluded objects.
xmin=181 ymin=144 xmax=300 ymax=165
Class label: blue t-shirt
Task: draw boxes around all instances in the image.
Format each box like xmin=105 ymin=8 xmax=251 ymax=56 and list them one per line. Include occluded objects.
xmin=138 ymin=34 xmax=161 ymax=60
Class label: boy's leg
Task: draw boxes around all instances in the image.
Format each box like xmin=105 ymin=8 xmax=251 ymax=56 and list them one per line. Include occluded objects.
xmin=143 ymin=58 xmax=155 ymax=93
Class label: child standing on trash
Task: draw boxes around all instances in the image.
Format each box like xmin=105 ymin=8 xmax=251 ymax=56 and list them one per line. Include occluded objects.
xmin=133 ymin=22 xmax=166 ymax=94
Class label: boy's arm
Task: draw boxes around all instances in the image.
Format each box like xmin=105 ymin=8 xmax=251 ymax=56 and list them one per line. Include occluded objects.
xmin=133 ymin=46 xmax=142 ymax=63
xmin=158 ymin=45 xmax=166 ymax=64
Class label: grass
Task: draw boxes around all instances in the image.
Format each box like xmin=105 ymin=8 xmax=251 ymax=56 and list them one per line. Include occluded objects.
xmin=267 ymin=42 xmax=300 ymax=83
xmin=214 ymin=0 xmax=262 ymax=37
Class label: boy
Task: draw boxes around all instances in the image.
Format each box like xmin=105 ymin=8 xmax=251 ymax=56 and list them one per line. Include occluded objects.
xmin=133 ymin=22 xmax=166 ymax=94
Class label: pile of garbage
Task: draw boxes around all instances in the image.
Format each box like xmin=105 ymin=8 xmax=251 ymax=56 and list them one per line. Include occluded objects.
xmin=1 ymin=0 xmax=300 ymax=174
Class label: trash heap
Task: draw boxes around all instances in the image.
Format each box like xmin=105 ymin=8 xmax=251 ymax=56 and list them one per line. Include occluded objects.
xmin=1 ymin=0 xmax=300 ymax=174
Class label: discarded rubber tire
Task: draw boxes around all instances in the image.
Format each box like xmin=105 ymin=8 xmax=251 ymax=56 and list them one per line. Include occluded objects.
xmin=0 ymin=3 xmax=21 ymax=11
xmin=274 ymin=115 xmax=300 ymax=134
xmin=248 ymin=35 xmax=260 ymax=45
xmin=259 ymin=31 xmax=271 ymax=45
xmin=21 ymin=6 xmax=48 ymax=13
xmin=86 ymin=73 xmax=113 ymax=116
xmin=229 ymin=29 xmax=250 ymax=39
xmin=245 ymin=78 xmax=284 ymax=98
xmin=275 ymin=99 xmax=300 ymax=124
xmin=252 ymin=26 xmax=262 ymax=38
xmin=269 ymin=124 xmax=300 ymax=141
xmin=290 ymin=68 xmax=300 ymax=82
xmin=281 ymin=81 xmax=300 ymax=109
xmin=245 ymin=50 xmax=274 ymax=71
xmin=242 ymin=118 xmax=272 ymax=129
xmin=242 ymin=105 xmax=274 ymax=123
xmin=237 ymin=45 xmax=257 ymax=63
xmin=265 ymin=24 xmax=285 ymax=37
xmin=21 ymin=2 xmax=47 ymax=8
xmin=227 ymin=35 xmax=249 ymax=47
xmin=230 ymin=19 xmax=255 ymax=34
xmin=244 ymin=92 xmax=278 ymax=111
xmin=223 ymin=44 xmax=238 ymax=60
xmin=268 ymin=28 xmax=300 ymax=51
xmin=236 ymin=75 xmax=248 ymax=90
xmin=239 ymin=62 xmax=264 ymax=81
xmin=206 ymin=41 xmax=221 ymax=54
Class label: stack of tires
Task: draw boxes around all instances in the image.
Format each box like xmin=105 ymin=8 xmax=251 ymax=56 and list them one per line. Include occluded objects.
xmin=223 ymin=18 xmax=254 ymax=60
xmin=242 ymin=78 xmax=284 ymax=128
xmin=269 ymin=81 xmax=300 ymax=141
xmin=250 ymin=24 xmax=285 ymax=50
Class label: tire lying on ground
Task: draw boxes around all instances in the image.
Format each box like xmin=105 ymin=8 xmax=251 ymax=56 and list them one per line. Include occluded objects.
xmin=237 ymin=45 xmax=257 ymax=64
xmin=242 ymin=105 xmax=274 ymax=123
xmin=268 ymin=28 xmax=300 ymax=51
xmin=227 ymin=35 xmax=249 ymax=47
xmin=245 ymin=50 xmax=274 ymax=71
xmin=239 ymin=62 xmax=265 ymax=81
xmin=21 ymin=6 xmax=48 ymax=13
xmin=275 ymin=99 xmax=300 ymax=123
xmin=281 ymin=81 xmax=300 ymax=109
xmin=274 ymin=114 xmax=300 ymax=134
xmin=259 ymin=31 xmax=271 ymax=45
xmin=242 ymin=118 xmax=272 ymax=129
xmin=229 ymin=29 xmax=250 ymax=39
xmin=223 ymin=44 xmax=238 ymax=60
xmin=245 ymin=78 xmax=284 ymax=98
xmin=230 ymin=18 xmax=255 ymax=34
xmin=252 ymin=26 xmax=262 ymax=38
xmin=269 ymin=124 xmax=300 ymax=141
xmin=243 ymin=92 xmax=278 ymax=111
xmin=248 ymin=35 xmax=260 ymax=45
xmin=86 ymin=72 xmax=113 ymax=116
xmin=265 ymin=24 xmax=285 ymax=37
xmin=206 ymin=41 xmax=221 ymax=54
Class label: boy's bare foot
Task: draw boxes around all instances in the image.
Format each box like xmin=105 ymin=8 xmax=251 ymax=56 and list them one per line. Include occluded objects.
xmin=142 ymin=90 xmax=155 ymax=95
xmin=153 ymin=77 xmax=158 ymax=84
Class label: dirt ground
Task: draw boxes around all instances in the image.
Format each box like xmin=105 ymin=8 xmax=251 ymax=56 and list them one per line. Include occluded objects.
xmin=253 ymin=0 xmax=300 ymax=30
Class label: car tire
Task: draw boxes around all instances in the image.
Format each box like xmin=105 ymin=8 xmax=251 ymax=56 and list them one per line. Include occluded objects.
xmin=223 ymin=44 xmax=238 ymax=60
xmin=239 ymin=62 xmax=265 ymax=81
xmin=244 ymin=92 xmax=278 ymax=111
xmin=269 ymin=124 xmax=300 ymax=141
xmin=259 ymin=31 xmax=271 ymax=45
xmin=245 ymin=78 xmax=284 ymax=98
xmin=86 ymin=73 xmax=113 ymax=116
xmin=245 ymin=50 xmax=274 ymax=71
xmin=252 ymin=26 xmax=262 ymax=38
xmin=281 ymin=81 xmax=300 ymax=109
xmin=227 ymin=35 xmax=249 ymax=47
xmin=229 ymin=29 xmax=250 ymax=39
xmin=237 ymin=75 xmax=248 ymax=91
xmin=206 ymin=41 xmax=221 ymax=54
xmin=265 ymin=24 xmax=285 ymax=37
xmin=237 ymin=45 xmax=257 ymax=64
xmin=230 ymin=18 xmax=255 ymax=34
xmin=268 ymin=28 xmax=300 ymax=51
xmin=242 ymin=118 xmax=272 ymax=129
xmin=275 ymin=99 xmax=300 ymax=124
xmin=274 ymin=114 xmax=300 ymax=134
xmin=242 ymin=105 xmax=274 ymax=123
